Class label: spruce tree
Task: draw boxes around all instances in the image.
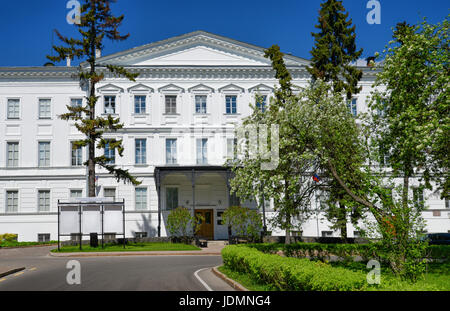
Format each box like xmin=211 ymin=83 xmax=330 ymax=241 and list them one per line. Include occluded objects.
xmin=47 ymin=0 xmax=141 ymax=197
xmin=308 ymin=0 xmax=363 ymax=99
xmin=308 ymin=0 xmax=363 ymax=241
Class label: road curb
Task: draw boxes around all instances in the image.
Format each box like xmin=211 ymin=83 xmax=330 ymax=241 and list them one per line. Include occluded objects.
xmin=212 ymin=266 xmax=249 ymax=291
xmin=0 ymin=267 xmax=26 ymax=279
xmin=49 ymin=251 xmax=221 ymax=257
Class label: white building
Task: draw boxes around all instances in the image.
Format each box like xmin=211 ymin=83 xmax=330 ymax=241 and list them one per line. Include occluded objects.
xmin=0 ymin=31 xmax=448 ymax=242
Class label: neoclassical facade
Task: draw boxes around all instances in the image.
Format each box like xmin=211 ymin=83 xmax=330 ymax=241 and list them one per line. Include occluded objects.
xmin=0 ymin=31 xmax=448 ymax=241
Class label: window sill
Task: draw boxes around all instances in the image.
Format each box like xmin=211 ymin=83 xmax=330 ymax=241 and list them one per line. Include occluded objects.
xmin=132 ymin=113 xmax=149 ymax=117
xmin=163 ymin=113 xmax=180 ymax=116
xmin=101 ymin=113 xmax=119 ymax=117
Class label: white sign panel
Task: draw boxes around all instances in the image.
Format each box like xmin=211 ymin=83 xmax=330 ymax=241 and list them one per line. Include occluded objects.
xmin=104 ymin=206 xmax=123 ymax=234
xmin=60 ymin=206 xmax=79 ymax=235
xmin=82 ymin=206 xmax=101 ymax=234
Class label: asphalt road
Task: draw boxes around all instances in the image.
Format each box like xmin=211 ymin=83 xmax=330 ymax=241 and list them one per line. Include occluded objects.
xmin=0 ymin=246 xmax=234 ymax=291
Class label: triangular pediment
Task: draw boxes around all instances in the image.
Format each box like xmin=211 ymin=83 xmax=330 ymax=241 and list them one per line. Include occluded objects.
xmin=188 ymin=84 xmax=215 ymax=93
xmin=97 ymin=83 xmax=124 ymax=93
xmin=158 ymin=84 xmax=185 ymax=93
xmin=249 ymin=84 xmax=274 ymax=93
xmin=95 ymin=31 xmax=309 ymax=68
xmin=218 ymin=84 xmax=245 ymax=93
xmin=127 ymin=83 xmax=154 ymax=93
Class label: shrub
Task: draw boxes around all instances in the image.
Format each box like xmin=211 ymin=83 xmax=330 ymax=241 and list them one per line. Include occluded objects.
xmin=166 ymin=207 xmax=203 ymax=243
xmin=222 ymin=245 xmax=367 ymax=291
xmin=222 ymin=206 xmax=263 ymax=242
xmin=248 ymin=242 xmax=449 ymax=265
xmin=0 ymin=233 xmax=18 ymax=242
xmin=426 ymin=245 xmax=450 ymax=261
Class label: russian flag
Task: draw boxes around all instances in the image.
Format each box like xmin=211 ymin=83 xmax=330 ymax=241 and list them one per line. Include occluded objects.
xmin=313 ymin=174 xmax=320 ymax=183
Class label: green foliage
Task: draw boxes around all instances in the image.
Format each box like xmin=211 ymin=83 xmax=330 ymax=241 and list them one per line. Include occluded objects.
xmin=166 ymin=207 xmax=203 ymax=241
xmin=0 ymin=233 xmax=18 ymax=242
xmin=222 ymin=206 xmax=263 ymax=242
xmin=426 ymin=245 xmax=450 ymax=261
xmin=222 ymin=245 xmax=367 ymax=291
xmin=308 ymin=0 xmax=363 ymax=99
xmin=370 ymin=16 xmax=449 ymax=199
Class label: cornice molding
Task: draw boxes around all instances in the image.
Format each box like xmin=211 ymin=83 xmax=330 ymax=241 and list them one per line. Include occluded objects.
xmin=0 ymin=65 xmax=377 ymax=82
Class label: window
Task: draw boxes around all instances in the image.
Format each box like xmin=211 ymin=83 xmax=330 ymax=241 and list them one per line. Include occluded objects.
xmin=7 ymin=99 xmax=20 ymax=119
xmin=70 ymin=190 xmax=82 ymax=198
xmin=70 ymin=233 xmax=81 ymax=241
xmin=230 ymin=192 xmax=240 ymax=207
xmin=104 ymin=96 xmax=116 ymax=114
xmin=104 ymin=141 xmax=115 ymax=164
xmin=433 ymin=210 xmax=441 ymax=217
xmin=347 ymin=98 xmax=357 ymax=116
xmin=226 ymin=138 xmax=237 ymax=159
xmin=38 ymin=142 xmax=50 ymax=167
xmin=71 ymin=142 xmax=83 ymax=166
xmin=165 ymin=95 xmax=177 ymax=114
xmin=217 ymin=211 xmax=224 ymax=225
xmin=195 ymin=95 xmax=207 ymax=114
xmin=225 ymin=95 xmax=237 ymax=114
xmin=166 ymin=187 xmax=178 ymax=211
xmin=38 ymin=190 xmax=50 ymax=212
xmin=38 ymin=99 xmax=51 ymax=119
xmin=6 ymin=191 xmax=18 ymax=213
xmin=104 ymin=188 xmax=116 ymax=199
xmin=38 ymin=234 xmax=51 ymax=243
xmin=135 ymin=232 xmax=148 ymax=238
xmin=321 ymin=231 xmax=333 ymax=237
xmin=256 ymin=95 xmax=267 ymax=113
xmin=166 ymin=139 xmax=177 ymax=164
xmin=196 ymin=138 xmax=208 ymax=165
xmin=446 ymin=198 xmax=450 ymax=209
xmin=134 ymin=95 xmax=146 ymax=114
xmin=71 ymin=98 xmax=83 ymax=117
xmin=379 ymin=144 xmax=390 ymax=166
xmin=135 ymin=139 xmax=146 ymax=164
xmin=7 ymin=142 xmax=19 ymax=167
xmin=377 ymin=100 xmax=387 ymax=117
xmin=413 ymin=187 xmax=424 ymax=208
xmin=135 ymin=188 xmax=147 ymax=210
xmin=354 ymin=231 xmax=361 ymax=238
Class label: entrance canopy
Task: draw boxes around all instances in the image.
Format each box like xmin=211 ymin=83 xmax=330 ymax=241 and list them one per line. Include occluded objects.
xmin=154 ymin=166 xmax=233 ymax=238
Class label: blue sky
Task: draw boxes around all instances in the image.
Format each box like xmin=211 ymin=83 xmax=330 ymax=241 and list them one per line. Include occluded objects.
xmin=0 ymin=0 xmax=448 ymax=66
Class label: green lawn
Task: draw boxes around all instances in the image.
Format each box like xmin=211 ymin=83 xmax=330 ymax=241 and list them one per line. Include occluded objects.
xmin=328 ymin=260 xmax=450 ymax=291
xmin=218 ymin=265 xmax=277 ymax=291
xmin=51 ymin=242 xmax=201 ymax=253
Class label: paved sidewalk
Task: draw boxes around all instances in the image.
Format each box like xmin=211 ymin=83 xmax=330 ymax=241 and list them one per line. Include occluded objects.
xmin=50 ymin=241 xmax=227 ymax=257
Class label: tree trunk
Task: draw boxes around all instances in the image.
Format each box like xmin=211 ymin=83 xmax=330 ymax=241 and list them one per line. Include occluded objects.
xmin=339 ymin=202 xmax=348 ymax=243
xmin=285 ymin=213 xmax=291 ymax=244
xmin=88 ymin=14 xmax=97 ymax=198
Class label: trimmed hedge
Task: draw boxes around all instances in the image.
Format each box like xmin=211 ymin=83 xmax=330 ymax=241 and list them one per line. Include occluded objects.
xmin=222 ymin=245 xmax=367 ymax=291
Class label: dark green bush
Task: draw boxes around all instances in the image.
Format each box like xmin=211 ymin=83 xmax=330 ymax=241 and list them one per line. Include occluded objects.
xmin=248 ymin=242 xmax=448 ymax=263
